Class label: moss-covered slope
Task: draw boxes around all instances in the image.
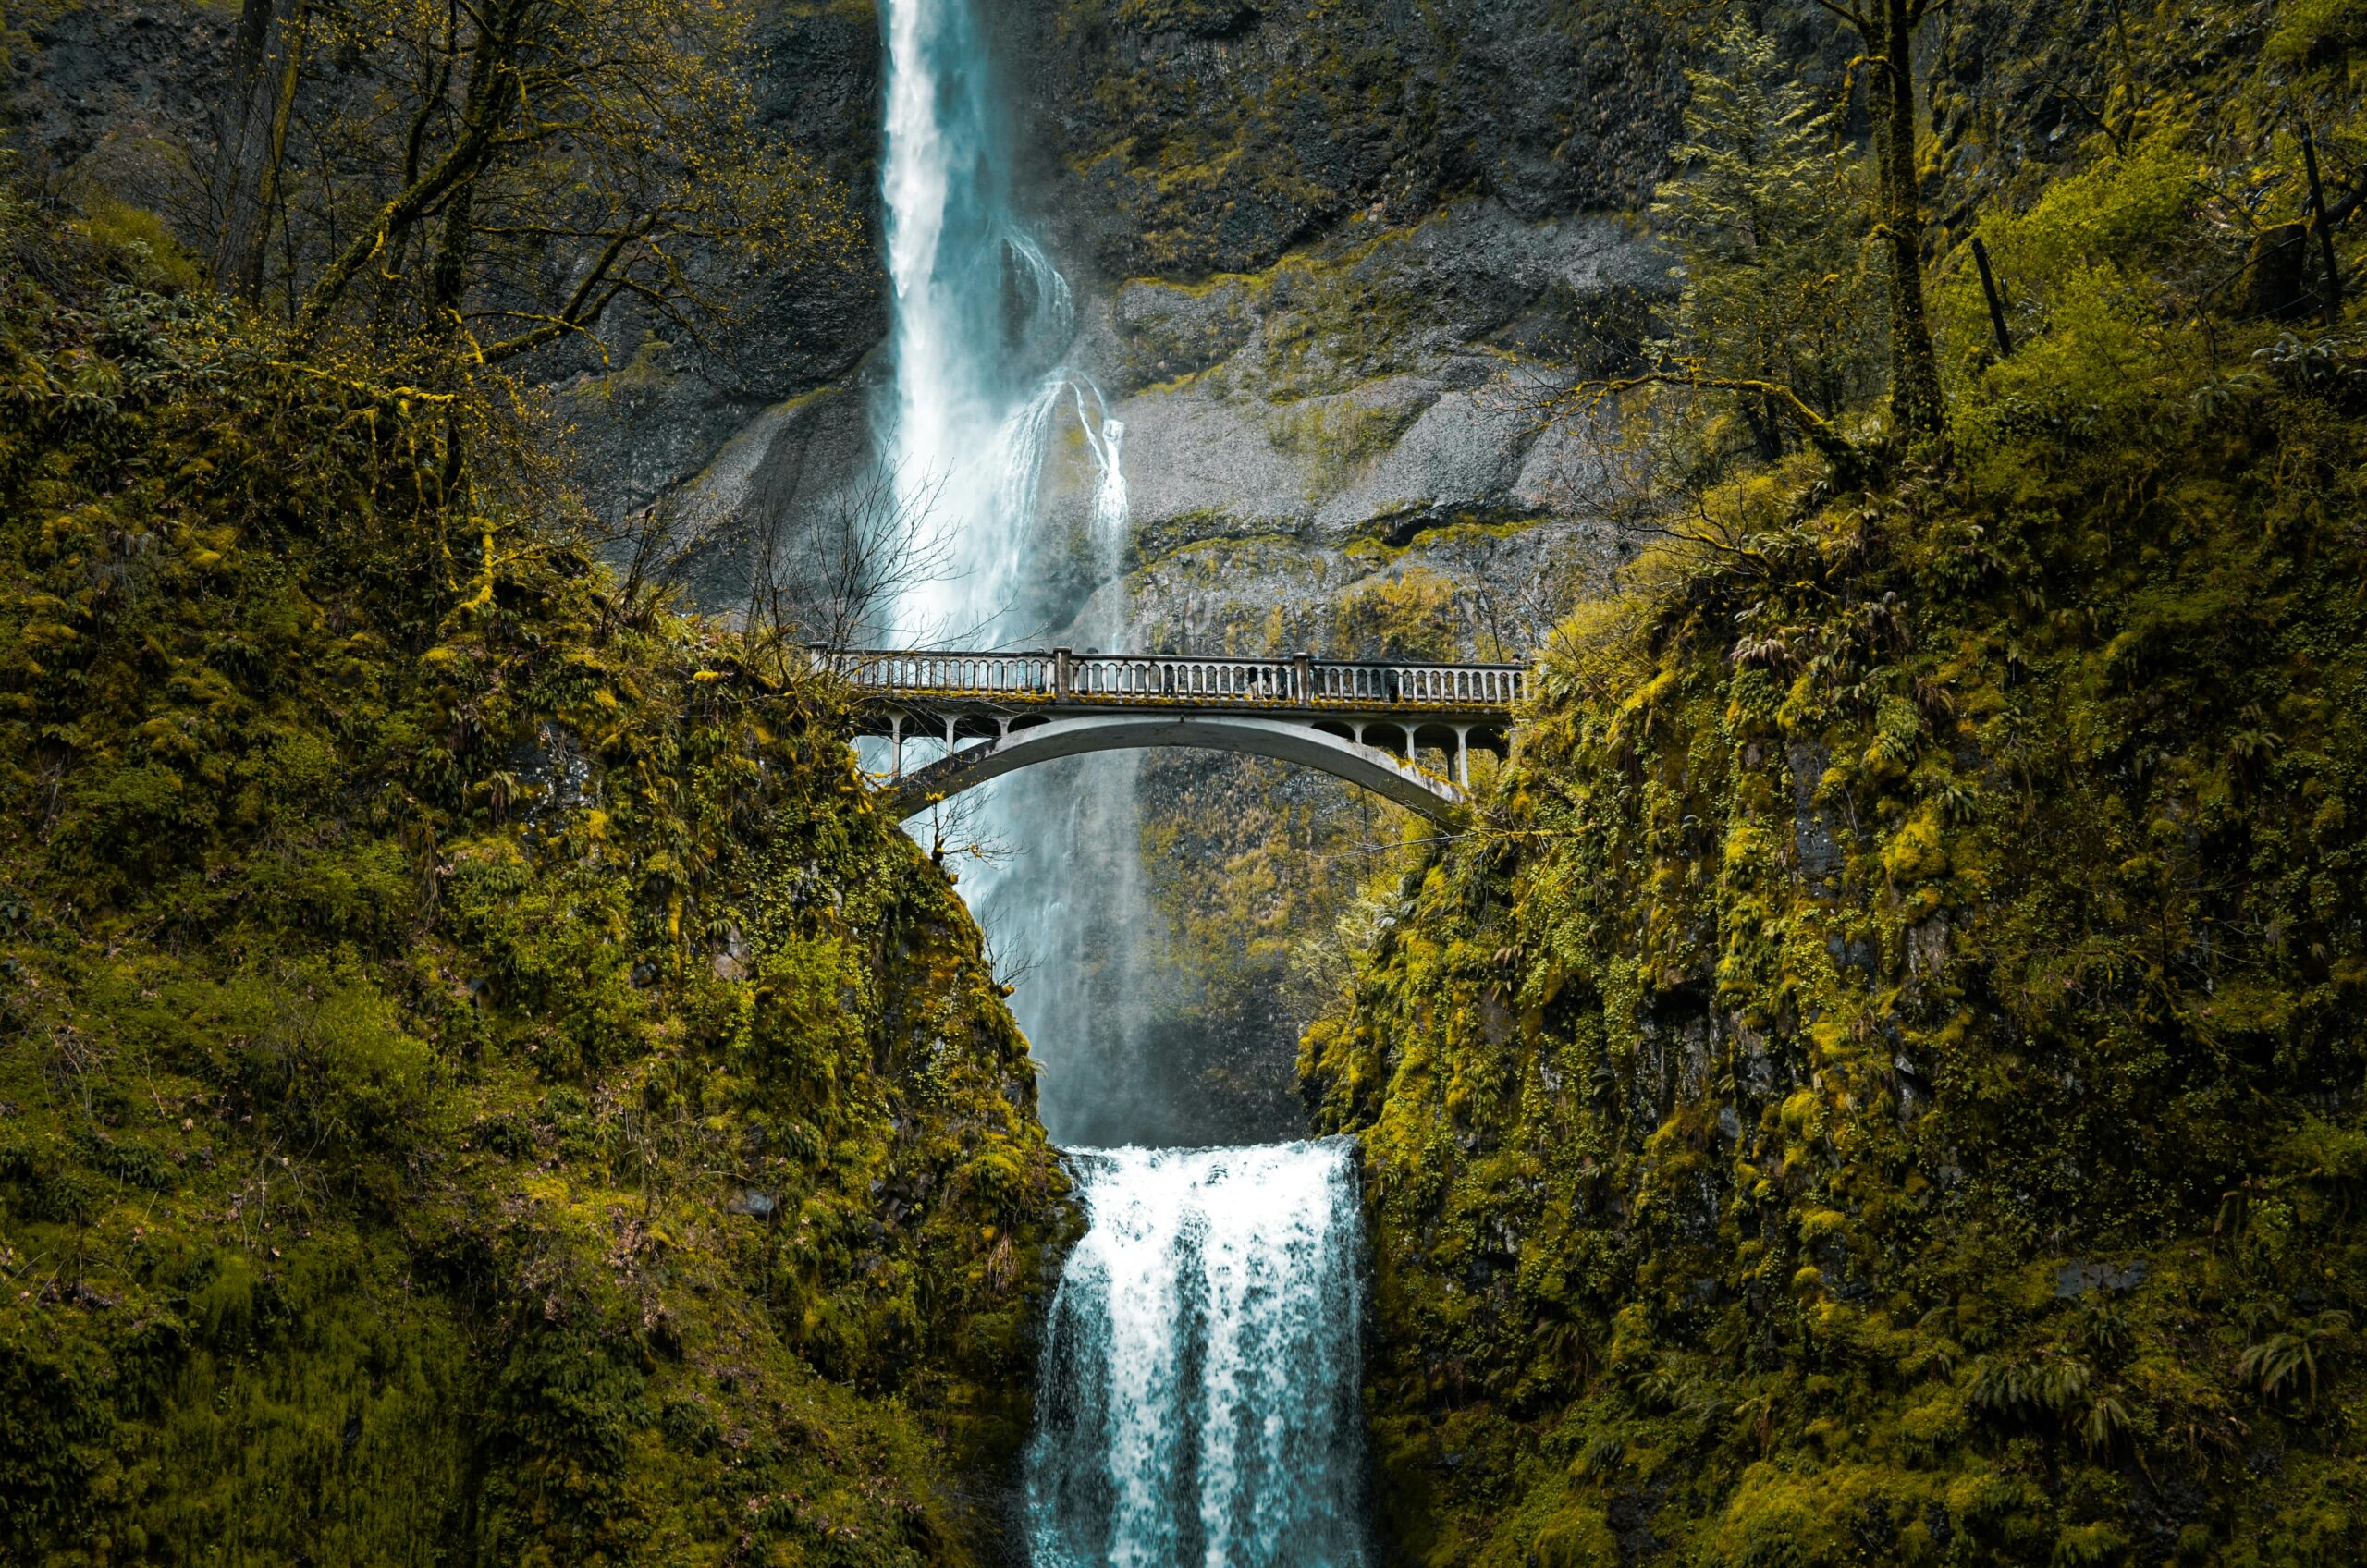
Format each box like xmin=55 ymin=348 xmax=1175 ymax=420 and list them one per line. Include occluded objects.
xmin=0 ymin=190 xmax=1065 ymax=1565
xmin=1313 ymin=348 xmax=2367 ymax=1568
xmin=1305 ymin=54 xmax=2367 ymax=1568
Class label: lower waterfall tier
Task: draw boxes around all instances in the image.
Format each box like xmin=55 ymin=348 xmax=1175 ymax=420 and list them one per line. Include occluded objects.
xmin=1024 ymin=1140 xmax=1372 ymax=1568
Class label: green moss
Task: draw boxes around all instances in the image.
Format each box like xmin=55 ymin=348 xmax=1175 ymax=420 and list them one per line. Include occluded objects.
xmin=2267 ymin=0 xmax=2367 ymax=66
xmin=1266 ymin=396 xmax=1427 ymax=498
xmin=1110 ymin=221 xmax=1429 ymax=398
xmin=65 ymin=200 xmax=203 ymax=294
xmin=1127 ymin=511 xmax=1312 ymax=567
xmin=0 ymin=178 xmax=1067 ymax=1564
xmin=1306 ymin=78 xmax=2367 ymax=1568
xmin=1113 ymin=0 xmax=1257 ymax=32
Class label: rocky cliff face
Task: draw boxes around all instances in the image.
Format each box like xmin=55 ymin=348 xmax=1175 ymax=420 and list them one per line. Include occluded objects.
xmin=995 ymin=0 xmax=1687 ymax=611
xmin=549 ymin=0 xmax=1691 ymax=624
xmin=980 ymin=0 xmax=1685 ymax=1140
xmin=534 ymin=0 xmax=2186 ymax=586
xmin=5 ymin=0 xmax=2175 ymax=596
xmin=1008 ymin=0 xmax=1683 ymax=280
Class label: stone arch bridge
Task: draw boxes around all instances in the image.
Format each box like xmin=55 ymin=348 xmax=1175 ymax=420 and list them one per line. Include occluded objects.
xmin=823 ymin=648 xmax=1527 ymax=825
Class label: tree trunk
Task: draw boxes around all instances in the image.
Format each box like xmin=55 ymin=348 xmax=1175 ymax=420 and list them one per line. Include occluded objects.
xmin=297 ymin=0 xmax=525 ymax=339
xmin=426 ymin=8 xmax=512 ymax=324
xmin=369 ymin=25 xmax=461 ymax=340
xmin=1876 ymin=0 xmax=1944 ymax=437
xmin=2242 ymin=222 xmax=2316 ymax=322
xmin=210 ymin=0 xmax=308 ymax=301
xmin=425 ymin=178 xmax=481 ymax=325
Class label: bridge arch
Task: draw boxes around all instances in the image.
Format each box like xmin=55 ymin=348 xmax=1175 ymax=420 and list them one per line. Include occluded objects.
xmin=882 ymin=714 xmax=1472 ymax=823
xmin=831 ymin=645 xmax=1526 ymax=827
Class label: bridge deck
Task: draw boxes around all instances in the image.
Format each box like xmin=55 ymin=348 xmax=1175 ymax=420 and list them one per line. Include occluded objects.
xmin=821 ymin=647 xmax=1527 ymax=731
xmin=819 ymin=647 xmax=1529 ymax=822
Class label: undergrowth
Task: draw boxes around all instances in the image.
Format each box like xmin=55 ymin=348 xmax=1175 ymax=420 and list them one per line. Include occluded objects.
xmin=0 ymin=180 xmax=1065 ymax=1565
xmin=1306 ymin=27 xmax=2367 ymax=1568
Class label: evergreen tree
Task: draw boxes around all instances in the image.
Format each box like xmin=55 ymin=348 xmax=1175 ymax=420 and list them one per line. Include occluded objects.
xmin=1650 ymin=18 xmax=1878 ymax=460
xmin=1812 ymin=0 xmax=1950 ymax=438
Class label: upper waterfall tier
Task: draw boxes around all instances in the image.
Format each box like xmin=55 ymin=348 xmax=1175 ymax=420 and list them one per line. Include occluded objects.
xmin=877 ymin=0 xmax=1079 ymax=649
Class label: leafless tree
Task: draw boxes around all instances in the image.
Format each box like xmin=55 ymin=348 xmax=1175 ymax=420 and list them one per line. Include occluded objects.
xmin=181 ymin=0 xmax=856 ymax=370
xmin=746 ymin=464 xmax=955 ymax=663
xmin=977 ymin=906 xmax=1040 ymax=996
xmin=207 ymin=0 xmax=310 ymax=300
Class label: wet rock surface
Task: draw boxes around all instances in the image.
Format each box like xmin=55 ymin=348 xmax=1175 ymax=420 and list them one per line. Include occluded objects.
xmin=1064 ymin=203 xmax=1663 ymax=551
xmin=1006 ymin=0 xmax=1686 ymax=282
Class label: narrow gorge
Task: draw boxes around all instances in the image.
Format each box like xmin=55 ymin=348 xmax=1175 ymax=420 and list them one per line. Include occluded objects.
xmin=5 ymin=2 xmax=2366 ymax=1566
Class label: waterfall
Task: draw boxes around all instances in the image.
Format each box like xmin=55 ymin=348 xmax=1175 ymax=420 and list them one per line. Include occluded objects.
xmin=876 ymin=0 xmax=1159 ymax=1143
xmin=877 ymin=0 xmax=1078 ymax=647
xmin=1026 ymin=1141 xmax=1374 ymax=1568
xmin=1073 ymin=379 xmax=1131 ymax=565
xmin=872 ymin=20 xmax=1369 ymax=1566
xmin=875 ymin=0 xmax=1119 ymax=649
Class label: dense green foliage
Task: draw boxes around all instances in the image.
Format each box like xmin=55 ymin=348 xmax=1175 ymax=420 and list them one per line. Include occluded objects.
xmin=0 ymin=186 xmax=1064 ymax=1565
xmin=1647 ymin=18 xmax=1878 ymax=459
xmin=1306 ymin=15 xmax=2367 ymax=1568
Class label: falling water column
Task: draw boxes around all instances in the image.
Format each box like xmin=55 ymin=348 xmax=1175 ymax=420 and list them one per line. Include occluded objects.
xmin=1025 ymin=1140 xmax=1375 ymax=1568
xmin=877 ymin=0 xmax=1072 ymax=651
xmin=875 ymin=0 xmax=1159 ymax=1146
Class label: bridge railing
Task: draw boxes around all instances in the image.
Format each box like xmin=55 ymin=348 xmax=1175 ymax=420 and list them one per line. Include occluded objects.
xmin=819 ymin=648 xmax=1527 ymax=710
xmin=830 ymin=652 xmax=1058 ymax=697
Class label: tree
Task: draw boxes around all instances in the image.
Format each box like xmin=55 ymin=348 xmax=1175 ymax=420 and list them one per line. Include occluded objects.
xmin=206 ymin=0 xmax=311 ymax=300
xmin=190 ymin=0 xmax=855 ymax=379
xmin=1650 ymin=18 xmax=1876 ymax=460
xmin=283 ymin=0 xmax=852 ymax=365
xmin=1816 ymin=0 xmax=1948 ymax=437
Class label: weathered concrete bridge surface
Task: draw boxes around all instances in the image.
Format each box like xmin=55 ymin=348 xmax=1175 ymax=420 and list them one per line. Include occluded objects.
xmin=823 ymin=648 xmax=1527 ymax=824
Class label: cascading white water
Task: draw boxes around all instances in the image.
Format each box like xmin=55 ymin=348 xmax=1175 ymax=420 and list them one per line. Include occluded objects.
xmin=1025 ymin=1141 xmax=1374 ymax=1568
xmin=876 ymin=0 xmax=1129 ymax=901
xmin=876 ymin=0 xmax=1172 ymax=1148
xmin=877 ymin=0 xmax=1122 ymax=650
xmin=1072 ymin=380 xmax=1131 ymax=563
xmin=877 ymin=0 xmax=1074 ymax=649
